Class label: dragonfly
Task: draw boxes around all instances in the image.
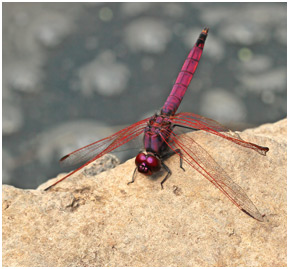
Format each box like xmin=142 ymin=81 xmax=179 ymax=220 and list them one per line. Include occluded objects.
xmin=45 ymin=28 xmax=269 ymax=221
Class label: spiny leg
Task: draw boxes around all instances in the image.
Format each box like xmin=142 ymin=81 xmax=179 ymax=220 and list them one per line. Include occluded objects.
xmin=127 ymin=167 xmax=138 ymax=185
xmin=162 ymin=149 xmax=185 ymax=172
xmin=160 ymin=149 xmax=186 ymax=189
xmin=174 ymin=149 xmax=185 ymax=172
xmin=160 ymin=161 xmax=172 ymax=189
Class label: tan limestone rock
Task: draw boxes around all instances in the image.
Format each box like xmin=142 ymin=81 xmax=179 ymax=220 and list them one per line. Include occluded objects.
xmin=2 ymin=119 xmax=286 ymax=266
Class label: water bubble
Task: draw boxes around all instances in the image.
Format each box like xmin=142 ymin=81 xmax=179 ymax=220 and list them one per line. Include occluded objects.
xmin=99 ymin=7 xmax=113 ymax=22
xmin=238 ymin=48 xmax=253 ymax=62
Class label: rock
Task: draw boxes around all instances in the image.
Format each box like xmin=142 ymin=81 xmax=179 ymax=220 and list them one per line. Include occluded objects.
xmin=2 ymin=119 xmax=286 ymax=266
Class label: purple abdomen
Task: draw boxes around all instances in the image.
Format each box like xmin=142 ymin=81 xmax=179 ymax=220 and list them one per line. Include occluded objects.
xmin=161 ymin=28 xmax=209 ymax=116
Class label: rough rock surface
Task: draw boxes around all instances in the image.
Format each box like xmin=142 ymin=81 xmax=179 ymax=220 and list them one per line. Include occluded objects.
xmin=2 ymin=119 xmax=286 ymax=267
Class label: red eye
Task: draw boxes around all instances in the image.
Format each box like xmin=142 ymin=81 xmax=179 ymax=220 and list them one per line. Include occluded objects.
xmin=135 ymin=153 xmax=161 ymax=174
xmin=146 ymin=155 xmax=161 ymax=172
xmin=135 ymin=153 xmax=147 ymax=166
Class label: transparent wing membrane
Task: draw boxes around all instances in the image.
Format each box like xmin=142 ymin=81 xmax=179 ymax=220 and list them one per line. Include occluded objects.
xmin=160 ymin=129 xmax=264 ymax=221
xmin=172 ymin=112 xmax=269 ymax=156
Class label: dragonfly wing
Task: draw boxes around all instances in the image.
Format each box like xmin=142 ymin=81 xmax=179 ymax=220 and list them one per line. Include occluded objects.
xmin=160 ymin=130 xmax=264 ymax=221
xmin=60 ymin=117 xmax=149 ymax=167
xmin=44 ymin=118 xmax=149 ymax=191
xmin=171 ymin=112 xmax=269 ymax=156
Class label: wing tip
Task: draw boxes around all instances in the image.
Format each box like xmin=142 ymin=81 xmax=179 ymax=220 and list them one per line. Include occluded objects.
xmin=241 ymin=209 xmax=264 ymax=222
xmin=263 ymin=147 xmax=269 ymax=155
xmin=60 ymin=154 xmax=69 ymax=162
xmin=44 ymin=185 xmax=52 ymax=191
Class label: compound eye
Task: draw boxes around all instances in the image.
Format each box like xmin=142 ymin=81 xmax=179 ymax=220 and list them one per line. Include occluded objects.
xmin=146 ymin=155 xmax=161 ymax=172
xmin=135 ymin=154 xmax=150 ymax=174
xmin=135 ymin=153 xmax=147 ymax=166
xmin=135 ymin=153 xmax=161 ymax=174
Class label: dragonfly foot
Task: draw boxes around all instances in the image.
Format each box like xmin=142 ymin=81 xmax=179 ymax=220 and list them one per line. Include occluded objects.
xmin=127 ymin=180 xmax=134 ymax=185
xmin=128 ymin=167 xmax=137 ymax=186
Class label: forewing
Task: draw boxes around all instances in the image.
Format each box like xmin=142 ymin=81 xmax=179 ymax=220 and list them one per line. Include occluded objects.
xmin=60 ymin=117 xmax=149 ymax=167
xmin=171 ymin=112 xmax=269 ymax=156
xmin=160 ymin=130 xmax=264 ymax=221
xmin=44 ymin=118 xmax=149 ymax=191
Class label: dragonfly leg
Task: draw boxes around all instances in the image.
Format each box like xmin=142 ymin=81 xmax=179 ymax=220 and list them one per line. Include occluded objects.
xmin=174 ymin=149 xmax=185 ymax=172
xmin=162 ymin=149 xmax=185 ymax=171
xmin=127 ymin=167 xmax=138 ymax=185
xmin=160 ymin=161 xmax=172 ymax=189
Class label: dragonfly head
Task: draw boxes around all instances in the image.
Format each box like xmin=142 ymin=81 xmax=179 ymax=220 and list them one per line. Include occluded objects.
xmin=135 ymin=152 xmax=161 ymax=175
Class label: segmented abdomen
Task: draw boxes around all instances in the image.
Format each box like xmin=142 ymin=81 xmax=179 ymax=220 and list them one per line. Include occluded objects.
xmin=161 ymin=28 xmax=209 ymax=115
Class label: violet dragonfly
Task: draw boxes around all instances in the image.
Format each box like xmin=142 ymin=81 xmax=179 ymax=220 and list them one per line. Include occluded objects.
xmin=45 ymin=28 xmax=269 ymax=221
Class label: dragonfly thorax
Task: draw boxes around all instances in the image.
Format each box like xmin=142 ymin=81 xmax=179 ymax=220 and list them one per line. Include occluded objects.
xmin=143 ymin=114 xmax=173 ymax=156
xmin=135 ymin=152 xmax=161 ymax=175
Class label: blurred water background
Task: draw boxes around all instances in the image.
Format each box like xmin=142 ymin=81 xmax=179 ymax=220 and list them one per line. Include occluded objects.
xmin=2 ymin=2 xmax=287 ymax=189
